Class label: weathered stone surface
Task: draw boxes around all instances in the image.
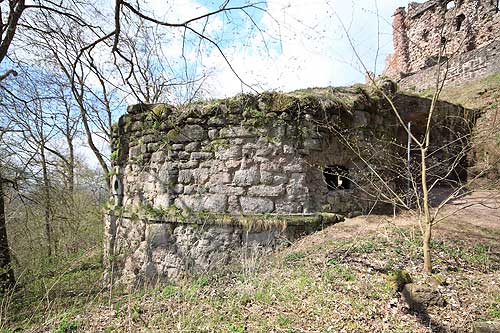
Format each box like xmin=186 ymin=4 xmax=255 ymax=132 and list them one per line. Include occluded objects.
xmin=209 ymin=172 xmax=232 ymax=185
xmin=402 ymin=283 xmax=446 ymax=311
xmin=473 ymin=321 xmax=500 ymax=333
xmin=171 ymin=144 xmax=184 ymax=150
xmin=202 ymin=194 xmax=227 ymax=212
xmin=260 ymin=170 xmax=274 ymax=185
xmin=108 ymin=84 xmax=470 ymax=287
xmin=303 ymin=138 xmax=321 ymax=150
xmin=183 ymin=185 xmax=197 ymax=195
xmin=191 ymin=152 xmax=212 ymax=161
xmin=172 ymin=184 xmax=184 ymax=194
xmin=274 ymin=199 xmax=302 ymax=213
xmin=227 ymin=195 xmax=240 ymax=211
xmin=233 ymin=168 xmax=260 ymax=186
xmin=178 ymin=151 xmax=190 ymax=160
xmin=385 ymin=0 xmax=500 ymax=88
xmin=248 ymin=184 xmax=284 ymax=197
xmin=208 ymin=129 xmax=219 ymax=139
xmin=240 ymin=196 xmax=274 ymax=213
xmin=174 ymin=195 xmax=202 ymax=211
xmin=284 ymin=158 xmax=305 ymax=172
xmin=192 ymin=169 xmax=210 ymax=184
xmin=168 ymin=125 xmax=207 ymax=143
xmin=129 ymin=146 xmax=141 ymax=158
xmin=178 ymin=161 xmax=199 ymax=169
xmin=286 ymin=173 xmax=309 ymax=196
xmin=209 ymin=184 xmax=245 ymax=196
xmin=207 ymin=117 xmax=226 ymax=126
xmin=219 ymin=126 xmax=254 ymax=138
xmin=225 ymin=159 xmax=241 ymax=169
xmin=215 ymin=146 xmax=242 ymax=160
xmin=151 ymin=151 xmax=166 ymax=163
xmin=185 ymin=142 xmax=201 ymax=152
xmin=178 ymin=170 xmax=193 ymax=184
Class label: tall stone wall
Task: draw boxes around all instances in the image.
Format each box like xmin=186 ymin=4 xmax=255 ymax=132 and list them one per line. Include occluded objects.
xmin=110 ymin=87 xmax=396 ymax=217
xmin=399 ymin=39 xmax=500 ymax=91
xmin=385 ymin=0 xmax=499 ymax=79
xmin=105 ymin=86 xmax=471 ymax=287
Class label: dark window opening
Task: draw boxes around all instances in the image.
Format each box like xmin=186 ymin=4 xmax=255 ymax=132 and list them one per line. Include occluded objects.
xmin=423 ymin=55 xmax=449 ymax=69
xmin=323 ymin=165 xmax=351 ymax=190
xmin=114 ymin=179 xmax=120 ymax=192
xmin=456 ymin=14 xmax=465 ymax=31
xmin=422 ymin=30 xmax=429 ymax=41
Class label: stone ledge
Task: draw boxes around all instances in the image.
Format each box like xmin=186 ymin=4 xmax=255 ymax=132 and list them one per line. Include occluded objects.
xmin=106 ymin=211 xmax=344 ymax=231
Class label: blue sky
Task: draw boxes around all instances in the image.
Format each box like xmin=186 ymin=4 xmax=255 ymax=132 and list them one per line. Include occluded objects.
xmin=145 ymin=0 xmax=425 ymax=97
xmin=134 ymin=0 xmax=428 ymax=99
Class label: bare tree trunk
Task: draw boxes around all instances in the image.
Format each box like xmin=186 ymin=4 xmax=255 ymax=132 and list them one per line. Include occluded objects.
xmin=40 ymin=143 xmax=53 ymax=257
xmin=0 ymin=178 xmax=15 ymax=292
xmin=68 ymin=138 xmax=75 ymax=195
xmin=420 ymin=148 xmax=432 ymax=273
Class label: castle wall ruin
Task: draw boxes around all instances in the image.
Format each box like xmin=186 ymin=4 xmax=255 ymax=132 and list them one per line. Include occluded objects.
xmin=385 ymin=0 xmax=499 ymax=86
xmin=104 ymin=86 xmax=470 ymax=287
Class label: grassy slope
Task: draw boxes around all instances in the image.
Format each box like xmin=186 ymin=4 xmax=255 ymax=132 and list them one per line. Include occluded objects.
xmin=427 ymin=73 xmax=500 ymax=110
xmin=418 ymin=73 xmax=500 ymax=178
xmin=2 ymin=77 xmax=500 ymax=333
xmin=4 ymin=198 xmax=498 ymax=333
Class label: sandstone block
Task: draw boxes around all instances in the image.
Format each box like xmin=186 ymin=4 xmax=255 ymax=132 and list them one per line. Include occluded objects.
xmin=284 ymin=158 xmax=305 ymax=173
xmin=209 ymin=172 xmax=232 ymax=185
xmin=178 ymin=151 xmax=190 ymax=160
xmin=233 ymin=168 xmax=260 ymax=186
xmin=178 ymin=170 xmax=193 ymax=184
xmin=151 ymin=151 xmax=166 ymax=163
xmin=274 ymin=199 xmax=303 ymax=213
xmin=208 ymin=129 xmax=219 ymax=139
xmin=219 ymin=126 xmax=254 ymax=138
xmin=248 ymin=184 xmax=284 ymax=197
xmin=240 ymin=197 xmax=274 ymax=213
xmin=171 ymin=144 xmax=184 ymax=151
xmin=215 ymin=146 xmax=242 ymax=160
xmin=207 ymin=117 xmax=226 ymax=126
xmin=168 ymin=125 xmax=207 ymax=143
xmin=174 ymin=195 xmax=202 ymax=211
xmin=185 ymin=142 xmax=201 ymax=152
xmin=202 ymin=194 xmax=227 ymax=212
xmin=209 ymin=184 xmax=245 ymax=196
xmin=260 ymin=170 xmax=274 ymax=185
xmin=178 ymin=161 xmax=199 ymax=169
xmin=192 ymin=169 xmax=210 ymax=184
xmin=191 ymin=152 xmax=213 ymax=161
xmin=402 ymin=283 xmax=446 ymax=311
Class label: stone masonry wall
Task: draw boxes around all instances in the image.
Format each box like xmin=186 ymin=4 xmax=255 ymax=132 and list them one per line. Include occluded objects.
xmin=105 ymin=86 xmax=471 ymax=287
xmin=385 ymin=0 xmax=499 ymax=79
xmin=110 ymin=87 xmax=396 ymax=217
xmin=399 ymin=39 xmax=500 ymax=91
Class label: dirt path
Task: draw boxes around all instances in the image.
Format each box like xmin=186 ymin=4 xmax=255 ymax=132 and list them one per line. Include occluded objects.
xmin=289 ymin=190 xmax=500 ymax=253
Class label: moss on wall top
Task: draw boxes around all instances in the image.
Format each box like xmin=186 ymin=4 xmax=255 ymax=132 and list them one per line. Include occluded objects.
xmin=120 ymin=85 xmax=382 ymax=131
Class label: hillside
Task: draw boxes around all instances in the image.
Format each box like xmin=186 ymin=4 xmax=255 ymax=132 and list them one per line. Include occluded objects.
xmin=418 ymin=73 xmax=500 ymax=180
xmin=2 ymin=192 xmax=498 ymax=333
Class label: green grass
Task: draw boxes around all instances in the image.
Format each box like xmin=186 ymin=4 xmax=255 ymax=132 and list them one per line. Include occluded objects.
xmin=2 ymin=222 xmax=499 ymax=332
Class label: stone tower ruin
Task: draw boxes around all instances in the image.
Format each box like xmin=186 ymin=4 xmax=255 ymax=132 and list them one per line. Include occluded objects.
xmin=104 ymin=86 xmax=471 ymax=287
xmin=385 ymin=0 xmax=500 ymax=90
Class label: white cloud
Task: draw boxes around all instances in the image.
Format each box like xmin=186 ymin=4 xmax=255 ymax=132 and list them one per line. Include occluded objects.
xmin=188 ymin=0 xmax=426 ymax=97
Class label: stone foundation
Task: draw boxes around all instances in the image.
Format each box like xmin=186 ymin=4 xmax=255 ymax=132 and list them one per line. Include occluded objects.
xmin=105 ymin=85 xmax=472 ymax=287
xmin=104 ymin=212 xmax=342 ymax=287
